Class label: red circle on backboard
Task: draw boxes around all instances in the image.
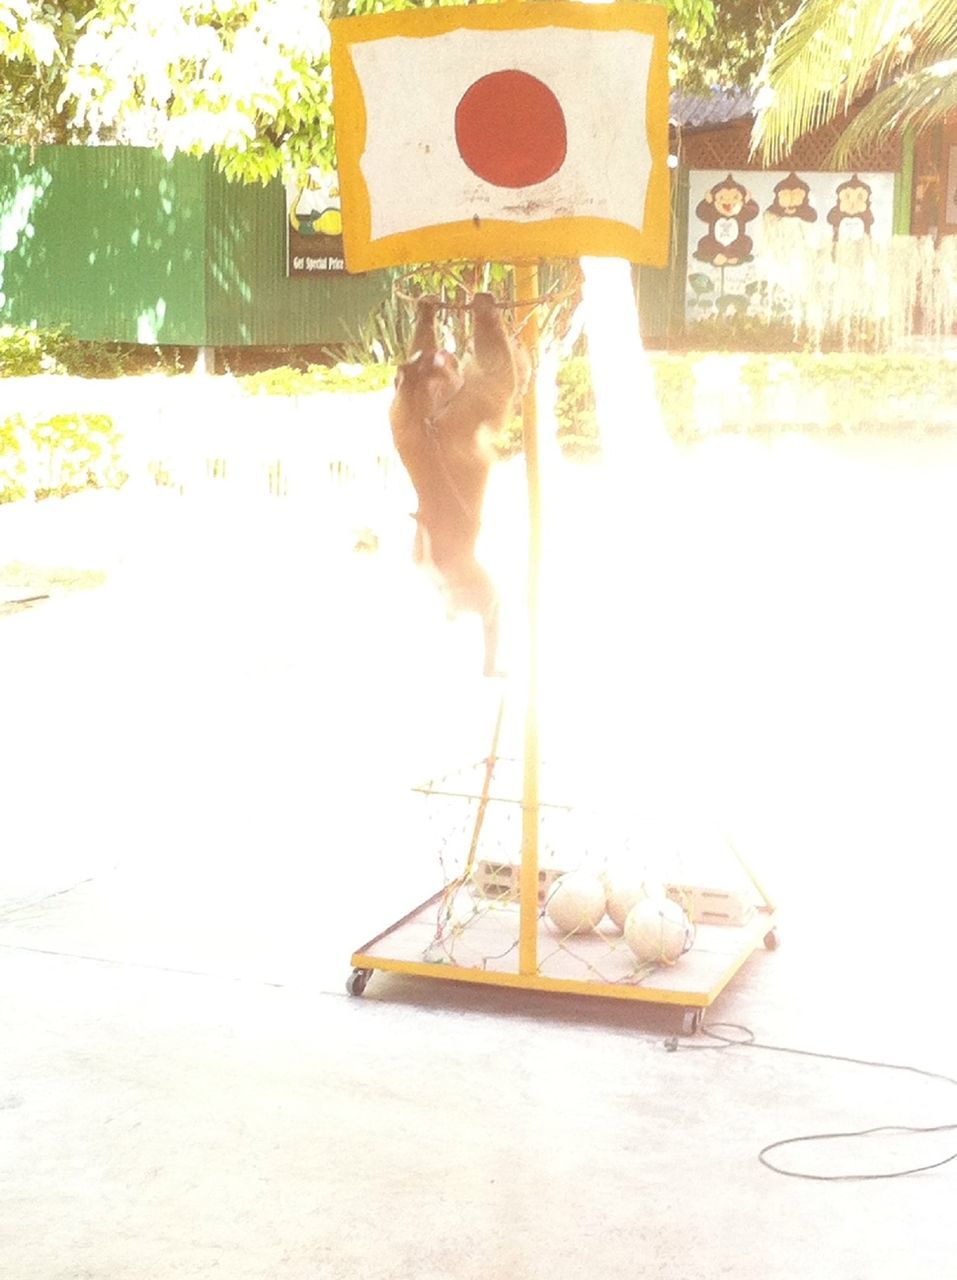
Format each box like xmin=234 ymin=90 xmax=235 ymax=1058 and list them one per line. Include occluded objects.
xmin=454 ymin=70 xmax=567 ymax=189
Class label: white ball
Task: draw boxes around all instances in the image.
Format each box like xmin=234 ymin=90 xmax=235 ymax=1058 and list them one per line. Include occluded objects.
xmin=545 ymin=871 xmax=607 ymax=935
xmin=605 ymin=877 xmax=666 ymax=931
xmin=624 ymin=897 xmax=694 ymax=965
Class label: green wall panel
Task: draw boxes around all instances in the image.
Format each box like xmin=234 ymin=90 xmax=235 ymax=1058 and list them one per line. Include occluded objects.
xmin=0 ymin=146 xmax=390 ymax=347
xmin=0 ymin=146 xmax=207 ymax=343
xmin=204 ymin=168 xmax=391 ymax=347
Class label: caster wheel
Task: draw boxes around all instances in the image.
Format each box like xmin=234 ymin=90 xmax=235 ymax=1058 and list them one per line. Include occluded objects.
xmin=681 ymin=1007 xmax=704 ymax=1036
xmin=346 ymin=968 xmax=372 ymax=997
xmin=763 ymin=928 xmax=781 ymax=951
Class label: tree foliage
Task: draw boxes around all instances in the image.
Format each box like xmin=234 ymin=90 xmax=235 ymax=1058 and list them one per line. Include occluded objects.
xmin=65 ymin=1 xmax=335 ymax=181
xmin=0 ymin=1 xmax=58 ymax=65
xmin=0 ymin=0 xmax=797 ymax=181
xmin=753 ymin=0 xmax=957 ymax=165
xmin=0 ymin=1 xmax=87 ymax=144
xmin=671 ymin=0 xmax=798 ymax=93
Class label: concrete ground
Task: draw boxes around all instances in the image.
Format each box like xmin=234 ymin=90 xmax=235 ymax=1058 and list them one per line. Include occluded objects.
xmin=2 ymin=431 xmax=957 ymax=1279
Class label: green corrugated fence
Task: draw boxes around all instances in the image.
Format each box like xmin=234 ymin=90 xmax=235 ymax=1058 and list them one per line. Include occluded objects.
xmin=0 ymin=146 xmax=391 ymax=347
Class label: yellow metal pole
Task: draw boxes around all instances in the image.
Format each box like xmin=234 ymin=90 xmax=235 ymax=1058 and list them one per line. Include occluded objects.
xmin=516 ymin=262 xmax=541 ymax=976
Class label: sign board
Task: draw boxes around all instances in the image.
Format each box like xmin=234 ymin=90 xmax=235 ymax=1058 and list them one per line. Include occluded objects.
xmin=286 ymin=168 xmax=348 ymax=276
xmin=685 ymin=169 xmax=897 ymax=327
xmin=329 ymin=1 xmax=669 ymax=271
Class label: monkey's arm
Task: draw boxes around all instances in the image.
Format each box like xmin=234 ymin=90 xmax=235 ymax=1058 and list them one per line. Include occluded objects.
xmin=409 ymin=295 xmax=441 ymax=358
xmin=469 ymin=293 xmax=516 ymax=381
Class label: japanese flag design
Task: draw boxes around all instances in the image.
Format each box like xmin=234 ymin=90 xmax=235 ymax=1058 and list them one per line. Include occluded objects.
xmin=330 ymin=2 xmax=669 ymax=271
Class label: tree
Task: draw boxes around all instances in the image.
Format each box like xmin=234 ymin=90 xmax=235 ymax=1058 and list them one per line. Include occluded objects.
xmin=0 ymin=1 xmax=788 ymax=179
xmin=0 ymin=1 xmax=336 ymax=176
xmin=752 ymin=0 xmax=957 ymax=166
xmin=671 ymin=0 xmax=798 ymax=93
xmin=0 ymin=1 xmax=87 ymax=145
xmin=0 ymin=0 xmax=58 ymax=65
xmin=63 ymin=0 xmax=334 ymax=182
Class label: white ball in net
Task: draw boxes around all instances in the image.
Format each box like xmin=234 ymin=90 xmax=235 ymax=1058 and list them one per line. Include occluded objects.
xmin=545 ymin=871 xmax=607 ymax=935
xmin=604 ymin=877 xmax=666 ymax=931
xmin=624 ymin=896 xmax=694 ymax=965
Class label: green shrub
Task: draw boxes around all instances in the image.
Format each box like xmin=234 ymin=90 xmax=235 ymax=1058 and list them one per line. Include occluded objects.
xmin=676 ymin=313 xmax=809 ymax=354
xmin=0 ymin=325 xmax=68 ymax=376
xmin=50 ymin=341 xmax=147 ymax=378
xmin=555 ymin=356 xmax=599 ymax=455
xmin=489 ymin=356 xmax=599 ymax=460
xmin=239 ymin=362 xmax=394 ymax=397
xmin=0 ymin=415 xmax=28 ymax=502
xmin=0 ymin=324 xmax=188 ymax=378
xmin=0 ymin=412 xmax=126 ymax=503
xmin=648 ymin=350 xmax=957 ymax=436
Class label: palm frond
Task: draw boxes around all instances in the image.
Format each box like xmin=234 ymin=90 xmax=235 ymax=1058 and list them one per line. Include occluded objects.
xmin=752 ymin=0 xmax=954 ymax=164
xmin=829 ymin=57 xmax=957 ymax=165
xmin=914 ymin=0 xmax=957 ymax=56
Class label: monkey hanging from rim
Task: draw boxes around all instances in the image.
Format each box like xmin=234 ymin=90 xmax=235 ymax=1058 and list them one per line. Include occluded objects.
xmin=389 ymin=292 xmax=523 ymax=678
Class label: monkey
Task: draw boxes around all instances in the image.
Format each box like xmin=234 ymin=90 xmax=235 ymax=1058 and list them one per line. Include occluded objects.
xmin=827 ymin=175 xmax=874 ymax=244
xmin=766 ymin=172 xmax=817 ymax=223
xmin=389 ymin=292 xmax=517 ymax=677
xmin=694 ymin=174 xmax=759 ymax=266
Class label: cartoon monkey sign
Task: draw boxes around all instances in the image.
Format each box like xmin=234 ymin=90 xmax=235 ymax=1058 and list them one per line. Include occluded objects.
xmin=826 ymin=175 xmax=874 ymax=243
xmin=693 ymin=174 xmax=759 ymax=267
xmin=766 ymin=172 xmax=817 ymax=223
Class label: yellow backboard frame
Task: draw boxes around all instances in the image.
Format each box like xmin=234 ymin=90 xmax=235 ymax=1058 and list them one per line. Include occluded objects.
xmin=329 ymin=2 xmax=670 ymax=271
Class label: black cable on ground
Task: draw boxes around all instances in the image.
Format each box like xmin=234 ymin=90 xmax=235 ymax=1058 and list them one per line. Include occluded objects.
xmin=666 ymin=1021 xmax=957 ymax=1181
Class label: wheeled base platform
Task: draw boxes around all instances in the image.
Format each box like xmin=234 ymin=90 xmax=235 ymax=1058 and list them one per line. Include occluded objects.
xmin=346 ymin=888 xmax=780 ymax=1035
